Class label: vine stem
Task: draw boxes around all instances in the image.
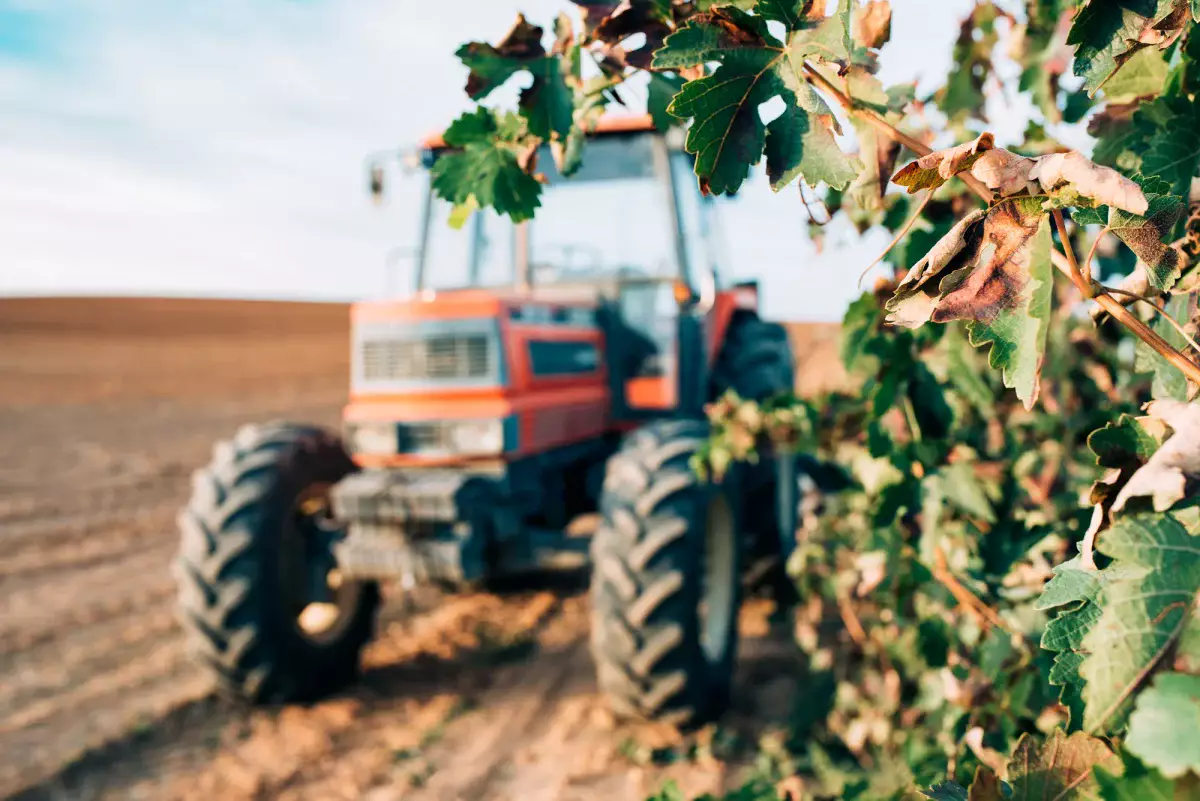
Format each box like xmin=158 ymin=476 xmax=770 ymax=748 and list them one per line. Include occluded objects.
xmin=1105 ymin=286 xmax=1200 ymax=356
xmin=803 ymin=62 xmax=1200 ymax=388
xmin=1082 ymin=225 xmax=1110 ymax=284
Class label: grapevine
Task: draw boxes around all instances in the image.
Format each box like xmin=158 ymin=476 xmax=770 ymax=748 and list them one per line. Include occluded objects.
xmin=439 ymin=1 xmax=1200 ymax=798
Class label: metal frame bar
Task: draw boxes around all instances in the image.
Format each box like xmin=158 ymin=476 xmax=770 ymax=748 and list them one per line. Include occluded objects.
xmin=414 ymin=175 xmax=434 ymax=292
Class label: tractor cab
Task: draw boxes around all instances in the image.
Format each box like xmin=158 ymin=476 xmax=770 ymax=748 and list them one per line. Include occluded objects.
xmin=344 ymin=116 xmax=744 ymax=471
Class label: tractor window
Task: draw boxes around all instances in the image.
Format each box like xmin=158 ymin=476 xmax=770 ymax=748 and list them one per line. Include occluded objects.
xmin=529 ymin=136 xmax=677 ymax=284
xmin=670 ymin=151 xmax=720 ymax=287
xmin=420 ymin=198 xmax=514 ymax=291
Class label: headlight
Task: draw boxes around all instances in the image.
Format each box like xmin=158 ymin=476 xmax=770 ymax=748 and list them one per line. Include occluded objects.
xmin=346 ymin=422 xmax=397 ymax=454
xmin=447 ymin=419 xmax=504 ymax=455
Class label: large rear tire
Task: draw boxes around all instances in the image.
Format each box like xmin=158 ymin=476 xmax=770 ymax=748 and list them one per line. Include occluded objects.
xmin=712 ymin=314 xmax=795 ymax=403
xmin=174 ymin=422 xmax=379 ymax=704
xmin=589 ymin=419 xmax=741 ymax=726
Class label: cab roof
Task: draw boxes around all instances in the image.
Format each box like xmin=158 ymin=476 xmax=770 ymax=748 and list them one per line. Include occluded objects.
xmin=418 ymin=113 xmax=660 ymax=152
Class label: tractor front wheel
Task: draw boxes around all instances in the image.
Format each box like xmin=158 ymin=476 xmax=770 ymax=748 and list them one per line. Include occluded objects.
xmin=589 ymin=419 xmax=741 ymax=726
xmin=174 ymin=422 xmax=379 ymax=704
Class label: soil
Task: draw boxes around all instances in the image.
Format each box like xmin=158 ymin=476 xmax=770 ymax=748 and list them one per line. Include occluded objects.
xmin=0 ymin=298 xmax=841 ymax=801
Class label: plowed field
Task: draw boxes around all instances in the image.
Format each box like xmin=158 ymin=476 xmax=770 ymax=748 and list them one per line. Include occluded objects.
xmin=0 ymin=298 xmax=842 ymax=801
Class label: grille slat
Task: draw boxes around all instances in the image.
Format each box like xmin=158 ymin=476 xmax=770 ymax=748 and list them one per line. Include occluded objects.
xmin=360 ymin=334 xmax=491 ymax=383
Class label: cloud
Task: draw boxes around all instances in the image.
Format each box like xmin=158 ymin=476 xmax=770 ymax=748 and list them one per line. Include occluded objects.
xmin=0 ymin=0 xmax=997 ymax=323
xmin=0 ymin=0 xmax=569 ymax=298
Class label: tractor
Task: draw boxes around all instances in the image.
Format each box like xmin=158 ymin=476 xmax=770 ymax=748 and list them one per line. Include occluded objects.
xmin=173 ymin=114 xmax=805 ymax=726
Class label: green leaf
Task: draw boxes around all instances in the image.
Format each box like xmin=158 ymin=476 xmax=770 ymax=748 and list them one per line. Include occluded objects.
xmin=430 ymin=111 xmax=542 ymax=223
xmin=1006 ymin=730 xmax=1122 ymax=799
xmin=1135 ymin=293 xmax=1191 ymax=401
xmin=764 ymin=97 xmax=860 ymax=191
xmin=1106 ymin=176 xmax=1185 ymax=291
xmin=1102 ymin=46 xmax=1170 ymax=103
xmin=651 ymin=4 xmax=858 ymax=194
xmin=1125 ymin=672 xmax=1200 ymax=778
xmin=647 ymin=73 xmax=684 ymax=132
xmin=456 ymin=14 xmax=574 ymax=141
xmin=1037 ymin=556 xmax=1106 ymax=729
xmin=1095 ymin=752 xmax=1176 ymax=800
xmin=1142 ymin=102 xmax=1200 ymax=200
xmin=447 ymin=195 xmax=479 ymax=230
xmin=944 ymin=322 xmax=996 ymax=419
xmin=1068 ymin=0 xmax=1188 ymax=96
xmin=921 ymin=782 xmax=968 ymax=800
xmin=519 ymin=56 xmax=575 ymax=141
xmin=1079 ymin=513 xmax=1200 ymax=733
xmin=938 ymin=461 xmax=995 ymax=523
xmin=1088 ymin=413 xmax=1166 ymax=468
xmin=787 ymin=0 xmax=852 ymax=65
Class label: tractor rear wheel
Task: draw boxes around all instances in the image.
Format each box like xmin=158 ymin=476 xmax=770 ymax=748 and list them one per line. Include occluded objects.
xmin=712 ymin=314 xmax=795 ymax=403
xmin=174 ymin=422 xmax=379 ymax=704
xmin=589 ymin=419 xmax=741 ymax=726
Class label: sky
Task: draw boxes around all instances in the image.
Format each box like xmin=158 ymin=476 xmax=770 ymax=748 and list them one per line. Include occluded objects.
xmin=0 ymin=0 xmax=1062 ymax=322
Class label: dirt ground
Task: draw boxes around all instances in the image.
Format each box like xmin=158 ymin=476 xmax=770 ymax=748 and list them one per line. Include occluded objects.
xmin=0 ymin=298 xmax=843 ymax=801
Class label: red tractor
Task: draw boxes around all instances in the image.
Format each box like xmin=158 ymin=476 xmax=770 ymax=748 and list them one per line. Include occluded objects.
xmin=173 ymin=114 xmax=802 ymax=725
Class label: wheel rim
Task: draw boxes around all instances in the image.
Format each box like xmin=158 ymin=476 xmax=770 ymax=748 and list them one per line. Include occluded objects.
xmin=698 ymin=493 xmax=736 ymax=664
xmin=281 ymin=482 xmax=360 ymax=644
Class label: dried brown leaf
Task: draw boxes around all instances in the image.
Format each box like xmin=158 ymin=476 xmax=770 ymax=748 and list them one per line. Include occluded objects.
xmin=933 ymin=200 xmax=1044 ymax=325
xmin=1112 ymin=399 xmax=1200 ymax=514
xmin=885 ymin=208 xmax=986 ymax=328
xmin=1028 ymin=150 xmax=1148 ymax=215
xmin=853 ymin=0 xmax=891 ymax=50
xmin=1006 ymin=729 xmax=1121 ymax=799
xmin=892 ymin=132 xmax=995 ymax=193
xmin=969 ymin=149 xmax=1035 ymax=198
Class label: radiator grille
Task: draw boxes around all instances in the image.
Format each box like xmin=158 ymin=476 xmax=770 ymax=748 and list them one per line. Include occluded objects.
xmin=360 ymin=334 xmax=491 ymax=382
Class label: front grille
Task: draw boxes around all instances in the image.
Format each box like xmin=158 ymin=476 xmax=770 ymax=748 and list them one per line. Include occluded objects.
xmin=398 ymin=421 xmax=451 ymax=452
xmin=360 ymin=334 xmax=491 ymax=382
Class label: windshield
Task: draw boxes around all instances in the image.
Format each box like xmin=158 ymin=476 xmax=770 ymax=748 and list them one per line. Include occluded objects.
xmin=417 ymin=134 xmax=713 ymax=293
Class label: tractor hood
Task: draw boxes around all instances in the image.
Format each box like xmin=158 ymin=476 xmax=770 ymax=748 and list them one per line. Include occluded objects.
xmin=342 ymin=290 xmax=609 ymax=466
xmin=350 ymin=292 xmax=511 ymax=395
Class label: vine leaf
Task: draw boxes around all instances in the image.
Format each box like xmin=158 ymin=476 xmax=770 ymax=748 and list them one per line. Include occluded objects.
xmin=430 ymin=109 xmax=543 ymax=223
xmin=652 ymin=2 xmax=859 ymax=194
xmin=1134 ymin=294 xmax=1192 ymax=401
xmin=457 ymin=14 xmax=574 ymax=141
xmin=1112 ymin=400 xmax=1200 ymax=514
xmin=969 ymin=149 xmax=1035 ymax=198
xmin=1037 ymin=555 xmax=1108 ymax=729
xmin=892 ymin=133 xmax=995 ymax=193
xmin=787 ymin=0 xmax=853 ymax=65
xmin=1142 ymin=99 xmax=1200 ymax=200
xmin=895 ymin=137 xmax=1148 ymax=215
xmin=1087 ymin=412 xmax=1168 ymax=469
xmin=1068 ymin=0 xmax=1191 ymax=96
xmin=853 ymin=0 xmax=892 ymax=50
xmin=571 ymin=0 xmax=673 ymax=70
xmin=907 ymin=198 xmax=1054 ymax=409
xmin=886 ymin=209 xmax=986 ymax=328
xmin=1095 ymin=752 xmax=1177 ymax=800
xmin=1076 ymin=513 xmax=1200 ymax=733
xmin=1125 ymin=672 xmax=1200 ymax=778
xmin=1082 ymin=174 xmax=1185 ymax=291
xmin=1027 ymin=150 xmax=1148 ymax=214
xmin=1006 ymin=730 xmax=1123 ymax=799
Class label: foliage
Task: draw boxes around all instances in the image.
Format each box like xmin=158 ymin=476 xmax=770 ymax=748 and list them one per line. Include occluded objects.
xmin=438 ymin=0 xmax=1200 ymax=798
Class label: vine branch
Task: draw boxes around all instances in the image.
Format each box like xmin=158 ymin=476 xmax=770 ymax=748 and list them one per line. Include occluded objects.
xmin=803 ymin=60 xmax=1200 ymax=388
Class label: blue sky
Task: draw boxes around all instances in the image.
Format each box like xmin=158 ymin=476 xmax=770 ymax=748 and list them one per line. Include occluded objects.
xmin=0 ymin=0 xmax=1068 ymax=322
